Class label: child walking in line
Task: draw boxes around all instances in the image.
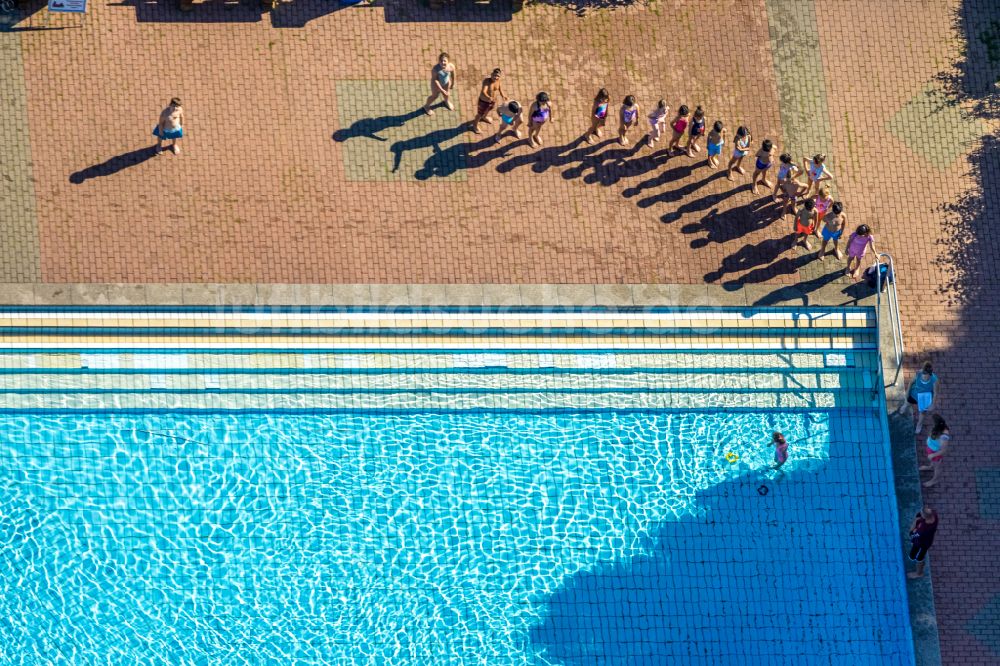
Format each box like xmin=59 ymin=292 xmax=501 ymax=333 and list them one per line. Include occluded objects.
xmin=586 ymin=88 xmax=610 ymax=145
xmin=706 ymin=120 xmax=726 ymax=169
xmin=646 ymin=99 xmax=669 ymax=148
xmin=778 ymin=175 xmax=806 ymax=217
xmin=802 ymin=153 xmax=833 ymax=196
xmin=845 ymin=223 xmax=876 ymax=279
xmin=495 ymin=100 xmax=524 ymax=142
xmin=472 ymin=68 xmax=506 ymax=134
xmin=667 ymin=104 xmax=691 ymax=153
xmin=813 ymin=184 xmax=833 ymax=229
xmin=727 ymin=126 xmax=751 ymax=180
xmin=772 ymin=153 xmax=799 ymax=201
xmin=793 ymin=198 xmax=818 ymax=251
xmin=618 ymin=95 xmax=640 ymax=146
xmin=750 ymin=139 xmax=776 ymax=194
xmin=818 ymin=201 xmax=847 ymax=259
xmin=686 ymin=106 xmax=707 ymax=157
xmin=527 ymin=92 xmax=553 ymax=148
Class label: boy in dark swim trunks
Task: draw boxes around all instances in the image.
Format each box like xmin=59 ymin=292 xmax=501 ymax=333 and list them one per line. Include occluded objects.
xmin=793 ymin=198 xmax=818 ymax=251
xmin=472 ymin=68 xmax=506 ymax=134
xmin=750 ymin=139 xmax=776 ymax=194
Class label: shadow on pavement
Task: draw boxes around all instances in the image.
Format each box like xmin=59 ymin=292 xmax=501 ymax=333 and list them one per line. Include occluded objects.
xmin=69 ymin=146 xmax=159 ymax=184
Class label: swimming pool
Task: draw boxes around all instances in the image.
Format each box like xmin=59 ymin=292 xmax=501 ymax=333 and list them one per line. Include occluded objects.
xmin=0 ymin=308 xmax=914 ymax=665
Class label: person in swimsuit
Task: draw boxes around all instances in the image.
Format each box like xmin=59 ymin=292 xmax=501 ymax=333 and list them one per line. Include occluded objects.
xmin=818 ymin=201 xmax=847 ymax=260
xmin=802 ymin=153 xmax=833 ymax=196
xmin=423 ymin=52 xmax=456 ymax=115
xmin=617 ymin=95 xmax=639 ymax=146
xmin=495 ymin=100 xmax=524 ymax=142
xmin=727 ymin=125 xmax=751 ymax=181
xmin=772 ymin=153 xmax=799 ymax=201
xmin=920 ymin=414 xmax=951 ymax=487
xmin=154 ymin=98 xmax=184 ymax=155
xmin=666 ymin=104 xmax=690 ymax=153
xmin=906 ymin=505 xmax=939 ymax=578
xmin=646 ymin=99 xmax=669 ymax=148
xmin=769 ymin=432 xmax=789 ymax=470
xmin=706 ymin=120 xmax=726 ymax=169
xmin=472 ymin=68 xmax=507 ymax=134
xmin=778 ymin=174 xmax=806 ymax=218
xmin=845 ymin=223 xmax=876 ymax=279
xmin=686 ymin=106 xmax=706 ymax=157
xmin=750 ymin=139 xmax=776 ymax=194
xmin=896 ymin=360 xmax=939 ymax=433
xmin=813 ymin=184 xmax=833 ymax=229
xmin=793 ymin=198 xmax=818 ymax=251
xmin=586 ymin=88 xmax=611 ymax=145
xmin=527 ymin=91 xmax=553 ymax=148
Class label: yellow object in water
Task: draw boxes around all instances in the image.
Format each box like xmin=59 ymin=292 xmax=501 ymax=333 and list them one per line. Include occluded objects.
xmin=724 ymin=452 xmax=739 ymax=464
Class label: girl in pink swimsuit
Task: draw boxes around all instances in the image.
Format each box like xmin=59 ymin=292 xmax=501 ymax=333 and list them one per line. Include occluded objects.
xmin=770 ymin=432 xmax=788 ymax=469
xmin=845 ymin=224 xmax=876 ymax=279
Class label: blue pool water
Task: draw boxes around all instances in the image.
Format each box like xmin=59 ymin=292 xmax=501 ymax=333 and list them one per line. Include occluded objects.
xmin=0 ymin=406 xmax=912 ymax=665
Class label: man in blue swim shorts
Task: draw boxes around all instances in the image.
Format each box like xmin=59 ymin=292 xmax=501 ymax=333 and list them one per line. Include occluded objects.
xmin=818 ymin=201 xmax=846 ymax=260
xmin=154 ymin=97 xmax=184 ymax=155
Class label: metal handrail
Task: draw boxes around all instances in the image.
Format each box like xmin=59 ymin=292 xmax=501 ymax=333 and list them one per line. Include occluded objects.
xmin=875 ymin=252 xmax=904 ymax=387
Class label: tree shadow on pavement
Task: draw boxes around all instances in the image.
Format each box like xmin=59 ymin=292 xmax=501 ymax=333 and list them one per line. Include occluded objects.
xmin=332 ymin=108 xmax=426 ymax=143
xmin=69 ymin=147 xmax=159 ymax=184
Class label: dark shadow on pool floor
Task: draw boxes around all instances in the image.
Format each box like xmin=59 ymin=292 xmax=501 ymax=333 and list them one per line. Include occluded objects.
xmin=530 ymin=414 xmax=912 ymax=665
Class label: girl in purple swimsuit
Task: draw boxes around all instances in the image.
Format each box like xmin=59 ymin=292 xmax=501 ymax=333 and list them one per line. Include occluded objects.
xmin=528 ymin=92 xmax=553 ymax=148
xmin=586 ymin=88 xmax=610 ymax=145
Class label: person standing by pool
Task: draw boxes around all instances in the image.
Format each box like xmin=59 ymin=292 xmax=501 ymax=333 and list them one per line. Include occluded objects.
xmin=423 ymin=52 xmax=456 ymax=115
xmin=769 ymin=432 xmax=788 ymax=469
xmin=906 ymin=505 xmax=939 ymax=578
xmin=706 ymin=120 xmax=726 ymax=169
xmin=920 ymin=414 xmax=951 ymax=488
xmin=686 ymin=106 xmax=707 ymax=157
xmin=727 ymin=125 xmax=751 ymax=181
xmin=896 ymin=360 xmax=939 ymax=433
xmin=646 ymin=99 xmax=669 ymax=148
xmin=585 ymin=88 xmax=611 ymax=145
xmin=818 ymin=201 xmax=847 ymax=260
xmin=495 ymin=100 xmax=524 ymax=142
xmin=845 ymin=224 xmax=876 ymax=279
xmin=527 ymin=92 xmax=553 ymax=148
xmin=617 ymin=95 xmax=639 ymax=146
xmin=472 ymin=68 xmax=506 ymax=134
xmin=750 ymin=138 xmax=776 ymax=194
xmin=802 ymin=153 xmax=833 ymax=197
xmin=154 ymin=98 xmax=184 ymax=155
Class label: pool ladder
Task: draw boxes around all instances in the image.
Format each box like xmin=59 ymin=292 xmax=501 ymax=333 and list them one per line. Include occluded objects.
xmin=875 ymin=252 xmax=904 ymax=388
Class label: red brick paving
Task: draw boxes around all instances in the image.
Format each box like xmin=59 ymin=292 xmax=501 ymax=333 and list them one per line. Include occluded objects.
xmin=21 ymin=0 xmax=785 ymax=284
xmin=818 ymin=1 xmax=1000 ymax=663
xmin=10 ymin=0 xmax=1000 ymax=663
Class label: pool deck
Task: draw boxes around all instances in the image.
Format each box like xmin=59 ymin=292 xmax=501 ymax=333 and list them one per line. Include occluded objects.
xmin=3 ymin=0 xmax=999 ymax=662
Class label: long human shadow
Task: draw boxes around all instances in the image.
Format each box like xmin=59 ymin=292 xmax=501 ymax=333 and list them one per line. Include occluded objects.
xmin=494 ymin=136 xmax=600 ymax=175
xmin=682 ymin=193 xmax=779 ymax=246
xmin=530 ymin=430 xmax=911 ymax=665
xmin=627 ymin=166 xmax=728 ymax=208
xmin=332 ymin=108 xmax=425 ymax=143
xmin=69 ymin=146 xmax=158 ymax=184
xmin=388 ymin=124 xmax=471 ymax=177
xmin=408 ymin=132 xmax=511 ymax=180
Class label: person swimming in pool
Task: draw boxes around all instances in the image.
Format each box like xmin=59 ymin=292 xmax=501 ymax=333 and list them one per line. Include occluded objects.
xmin=769 ymin=432 xmax=789 ymax=469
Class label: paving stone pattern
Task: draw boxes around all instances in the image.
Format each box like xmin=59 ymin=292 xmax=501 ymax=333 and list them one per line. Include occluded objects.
xmin=0 ymin=31 xmax=41 ymax=283
xmin=3 ymin=0 xmax=1000 ymax=662
xmin=335 ymin=80 xmax=467 ymax=182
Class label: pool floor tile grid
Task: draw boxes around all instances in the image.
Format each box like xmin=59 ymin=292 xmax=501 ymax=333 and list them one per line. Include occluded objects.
xmin=0 ymin=307 xmax=914 ymax=664
xmin=0 ymin=407 xmax=912 ymax=665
